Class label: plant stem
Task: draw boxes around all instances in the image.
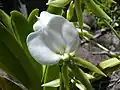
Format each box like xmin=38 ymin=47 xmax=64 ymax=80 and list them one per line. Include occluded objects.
xmin=103 ymin=20 xmax=120 ymax=40
xmin=59 ymin=65 xmax=64 ymax=90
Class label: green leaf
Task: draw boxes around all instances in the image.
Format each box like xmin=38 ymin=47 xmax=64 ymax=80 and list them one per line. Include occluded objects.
xmin=0 ymin=75 xmax=23 ymax=90
xmin=62 ymin=63 xmax=70 ymax=90
xmin=71 ymin=79 xmax=87 ymax=90
xmin=103 ymin=20 xmax=120 ymax=41
xmin=59 ymin=66 xmax=64 ymax=90
xmin=0 ymin=22 xmax=42 ymax=90
xmin=69 ymin=8 xmax=77 ymax=22
xmin=94 ymin=58 xmax=120 ymax=80
xmin=72 ymin=57 xmax=106 ymax=76
xmin=75 ymin=0 xmax=83 ymax=29
xmin=0 ymin=41 xmax=30 ymax=88
xmin=85 ymin=73 xmax=95 ymax=80
xmin=42 ymin=79 xmax=60 ymax=87
xmin=0 ymin=9 xmax=14 ymax=34
xmin=11 ymin=10 xmax=32 ymax=47
xmin=102 ymin=63 xmax=120 ymax=75
xmin=47 ymin=0 xmax=71 ymax=7
xmin=44 ymin=65 xmax=59 ymax=90
xmin=68 ymin=63 xmax=93 ymax=90
xmin=28 ymin=8 xmax=39 ymax=29
xmin=11 ymin=10 xmax=43 ymax=86
xmin=77 ymin=28 xmax=93 ymax=38
xmin=67 ymin=1 xmax=74 ymax=20
xmin=84 ymin=0 xmax=112 ymax=21
xmin=47 ymin=5 xmax=63 ymax=15
xmin=98 ymin=58 xmax=120 ymax=70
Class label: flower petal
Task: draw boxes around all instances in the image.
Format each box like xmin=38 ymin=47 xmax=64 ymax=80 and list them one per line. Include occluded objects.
xmin=34 ymin=11 xmax=68 ymax=53
xmin=33 ymin=11 xmax=79 ymax=55
xmin=44 ymin=28 xmax=66 ymax=54
xmin=42 ymin=12 xmax=80 ymax=54
xmin=26 ymin=30 xmax=62 ymax=65
xmin=33 ymin=20 xmax=42 ymax=31
xmin=33 ymin=11 xmax=58 ymax=31
xmin=65 ymin=34 xmax=80 ymax=53
xmin=61 ymin=22 xmax=80 ymax=53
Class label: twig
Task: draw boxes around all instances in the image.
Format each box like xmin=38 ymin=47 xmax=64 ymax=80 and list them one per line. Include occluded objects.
xmin=80 ymin=28 xmax=111 ymax=46
xmin=91 ymin=51 xmax=120 ymax=55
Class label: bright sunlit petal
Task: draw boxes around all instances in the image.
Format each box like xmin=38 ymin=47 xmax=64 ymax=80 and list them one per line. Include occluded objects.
xmin=27 ymin=30 xmax=62 ymax=65
xmin=61 ymin=22 xmax=80 ymax=53
xmin=27 ymin=11 xmax=80 ymax=65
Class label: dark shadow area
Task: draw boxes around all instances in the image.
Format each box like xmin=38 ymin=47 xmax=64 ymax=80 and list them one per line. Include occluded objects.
xmin=0 ymin=0 xmax=47 ymax=16
xmin=92 ymin=77 xmax=110 ymax=90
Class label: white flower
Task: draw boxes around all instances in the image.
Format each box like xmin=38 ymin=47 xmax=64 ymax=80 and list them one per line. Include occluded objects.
xmin=26 ymin=11 xmax=80 ymax=65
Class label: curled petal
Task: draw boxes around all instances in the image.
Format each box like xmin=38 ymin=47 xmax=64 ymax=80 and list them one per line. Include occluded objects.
xmin=33 ymin=20 xmax=42 ymax=31
xmin=26 ymin=30 xmax=62 ymax=65
xmin=41 ymin=12 xmax=79 ymax=53
xmin=61 ymin=22 xmax=80 ymax=53
xmin=43 ymin=14 xmax=69 ymax=53
xmin=65 ymin=35 xmax=80 ymax=53
xmin=44 ymin=28 xmax=66 ymax=54
xmin=33 ymin=11 xmax=58 ymax=31
xmin=33 ymin=11 xmax=80 ymax=53
xmin=33 ymin=12 xmax=67 ymax=53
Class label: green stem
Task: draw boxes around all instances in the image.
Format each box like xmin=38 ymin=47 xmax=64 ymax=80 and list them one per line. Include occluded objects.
xmin=59 ymin=65 xmax=64 ymax=90
xmin=103 ymin=20 xmax=120 ymax=40
xmin=83 ymin=36 xmax=120 ymax=58
xmin=75 ymin=0 xmax=83 ymax=29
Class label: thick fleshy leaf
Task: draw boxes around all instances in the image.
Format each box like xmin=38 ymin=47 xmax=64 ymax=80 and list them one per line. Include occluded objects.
xmin=98 ymin=58 xmax=120 ymax=70
xmin=98 ymin=60 xmax=120 ymax=75
xmin=0 ymin=75 xmax=23 ymax=90
xmin=0 ymin=9 xmax=14 ymax=34
xmin=42 ymin=79 xmax=60 ymax=87
xmin=71 ymin=79 xmax=87 ymax=90
xmin=67 ymin=1 xmax=74 ymax=20
xmin=28 ymin=8 xmax=39 ymax=28
xmin=84 ymin=0 xmax=111 ymax=21
xmin=0 ymin=41 xmax=30 ymax=88
xmin=47 ymin=0 xmax=71 ymax=7
xmin=0 ymin=22 xmax=42 ymax=90
xmin=75 ymin=0 xmax=83 ymax=29
xmin=11 ymin=10 xmax=32 ymax=47
xmin=27 ymin=30 xmax=62 ymax=65
xmin=47 ymin=6 xmax=63 ymax=15
xmin=62 ymin=63 xmax=69 ymax=90
xmin=11 ymin=10 xmax=43 ymax=85
xmin=68 ymin=63 xmax=93 ymax=90
xmin=72 ymin=57 xmax=106 ymax=76
xmin=43 ymin=65 xmax=59 ymax=90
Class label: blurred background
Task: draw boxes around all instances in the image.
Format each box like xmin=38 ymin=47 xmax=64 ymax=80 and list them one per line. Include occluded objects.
xmin=0 ymin=0 xmax=47 ymax=17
